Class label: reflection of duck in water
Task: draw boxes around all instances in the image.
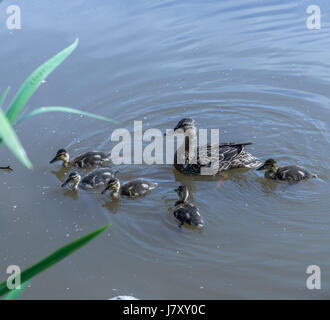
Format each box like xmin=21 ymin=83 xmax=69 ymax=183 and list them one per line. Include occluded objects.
xmin=257 ymin=159 xmax=317 ymax=182
xmin=102 ymin=199 xmax=121 ymax=214
xmin=173 ymin=185 xmax=204 ymax=229
xmin=50 ymin=167 xmax=68 ymax=183
xmin=168 ymin=118 xmax=261 ymax=176
xmin=61 ymin=167 xmax=118 ymax=191
xmin=50 ymin=149 xmax=111 ymax=168
xmin=101 ymin=178 xmax=158 ymax=200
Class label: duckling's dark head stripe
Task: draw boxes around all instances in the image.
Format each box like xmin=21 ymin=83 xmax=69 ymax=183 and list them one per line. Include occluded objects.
xmin=57 ymin=149 xmax=67 ymax=155
xmin=68 ymin=171 xmax=79 ymax=179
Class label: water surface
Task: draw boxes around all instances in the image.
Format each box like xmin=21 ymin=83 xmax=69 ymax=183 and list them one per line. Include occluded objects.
xmin=0 ymin=0 xmax=330 ymax=299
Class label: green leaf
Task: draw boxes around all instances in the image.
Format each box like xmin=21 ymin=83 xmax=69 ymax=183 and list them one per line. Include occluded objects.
xmin=15 ymin=106 xmax=121 ymax=126
xmin=6 ymin=38 xmax=79 ymax=124
xmin=0 ymin=108 xmax=32 ymax=169
xmin=0 ymin=87 xmax=10 ymax=109
xmin=0 ymin=224 xmax=111 ymax=298
xmin=4 ymin=281 xmax=29 ymax=300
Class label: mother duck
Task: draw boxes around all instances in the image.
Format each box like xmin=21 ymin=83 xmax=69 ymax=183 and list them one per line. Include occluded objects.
xmin=168 ymin=118 xmax=261 ymax=175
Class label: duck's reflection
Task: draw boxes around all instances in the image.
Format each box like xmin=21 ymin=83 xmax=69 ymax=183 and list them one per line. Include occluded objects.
xmin=50 ymin=167 xmax=70 ymax=183
xmin=63 ymin=188 xmax=80 ymax=200
xmin=172 ymin=168 xmax=235 ymax=201
xmin=257 ymin=177 xmax=279 ymax=193
xmin=101 ymin=198 xmax=121 ymax=214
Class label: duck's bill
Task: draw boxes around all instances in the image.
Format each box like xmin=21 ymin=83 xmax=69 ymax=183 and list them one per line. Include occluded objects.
xmin=61 ymin=178 xmax=71 ymax=187
xmin=49 ymin=156 xmax=59 ymax=164
xmin=101 ymin=186 xmax=110 ymax=195
xmin=163 ymin=130 xmax=174 ymax=136
xmin=256 ymin=164 xmax=265 ymax=171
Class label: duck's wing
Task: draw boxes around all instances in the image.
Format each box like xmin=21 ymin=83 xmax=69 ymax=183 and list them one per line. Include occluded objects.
xmin=197 ymin=142 xmax=249 ymax=169
xmin=81 ymin=168 xmax=115 ymax=188
xmin=80 ymin=173 xmax=96 ymax=188
xmin=73 ymin=151 xmax=110 ymax=168
xmin=95 ymin=168 xmax=117 ymax=185
xmin=277 ymin=165 xmax=311 ymax=181
xmin=121 ymin=180 xmax=158 ymax=197
xmin=173 ymin=203 xmax=203 ymax=227
xmin=198 ymin=142 xmax=250 ymax=162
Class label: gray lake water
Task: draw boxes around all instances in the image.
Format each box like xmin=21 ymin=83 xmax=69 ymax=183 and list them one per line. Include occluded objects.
xmin=0 ymin=0 xmax=330 ymax=299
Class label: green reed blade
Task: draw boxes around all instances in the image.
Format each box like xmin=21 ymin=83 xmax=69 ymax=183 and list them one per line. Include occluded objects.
xmin=0 ymin=108 xmax=32 ymax=169
xmin=4 ymin=281 xmax=29 ymax=300
xmin=0 ymin=87 xmax=10 ymax=109
xmin=5 ymin=38 xmax=79 ymax=124
xmin=15 ymin=106 xmax=121 ymax=126
xmin=0 ymin=224 xmax=111 ymax=298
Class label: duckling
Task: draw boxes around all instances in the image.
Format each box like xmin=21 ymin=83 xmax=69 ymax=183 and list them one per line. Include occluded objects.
xmin=50 ymin=149 xmax=111 ymax=168
xmin=101 ymin=178 xmax=158 ymax=199
xmin=173 ymin=185 xmax=204 ymax=228
xmin=257 ymin=158 xmax=317 ymax=182
xmin=168 ymin=118 xmax=261 ymax=175
xmin=61 ymin=167 xmax=118 ymax=191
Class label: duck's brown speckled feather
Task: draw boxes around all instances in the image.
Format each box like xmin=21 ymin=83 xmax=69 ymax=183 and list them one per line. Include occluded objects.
xmin=80 ymin=167 xmax=117 ymax=189
xmin=173 ymin=203 xmax=203 ymax=227
xmin=175 ymin=142 xmax=261 ymax=175
xmin=274 ymin=165 xmax=314 ymax=181
xmin=120 ymin=179 xmax=158 ymax=198
xmin=72 ymin=151 xmax=110 ymax=168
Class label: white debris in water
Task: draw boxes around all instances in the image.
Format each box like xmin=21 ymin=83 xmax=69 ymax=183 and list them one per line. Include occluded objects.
xmin=109 ymin=296 xmax=139 ymax=300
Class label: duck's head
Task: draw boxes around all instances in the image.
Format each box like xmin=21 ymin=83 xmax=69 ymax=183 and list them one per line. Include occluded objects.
xmin=61 ymin=171 xmax=81 ymax=190
xmin=164 ymin=118 xmax=197 ymax=136
xmin=257 ymin=158 xmax=278 ymax=171
xmin=174 ymin=118 xmax=197 ymax=133
xmin=50 ymin=149 xmax=69 ymax=166
xmin=102 ymin=178 xmax=121 ymax=195
xmin=174 ymin=185 xmax=189 ymax=202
